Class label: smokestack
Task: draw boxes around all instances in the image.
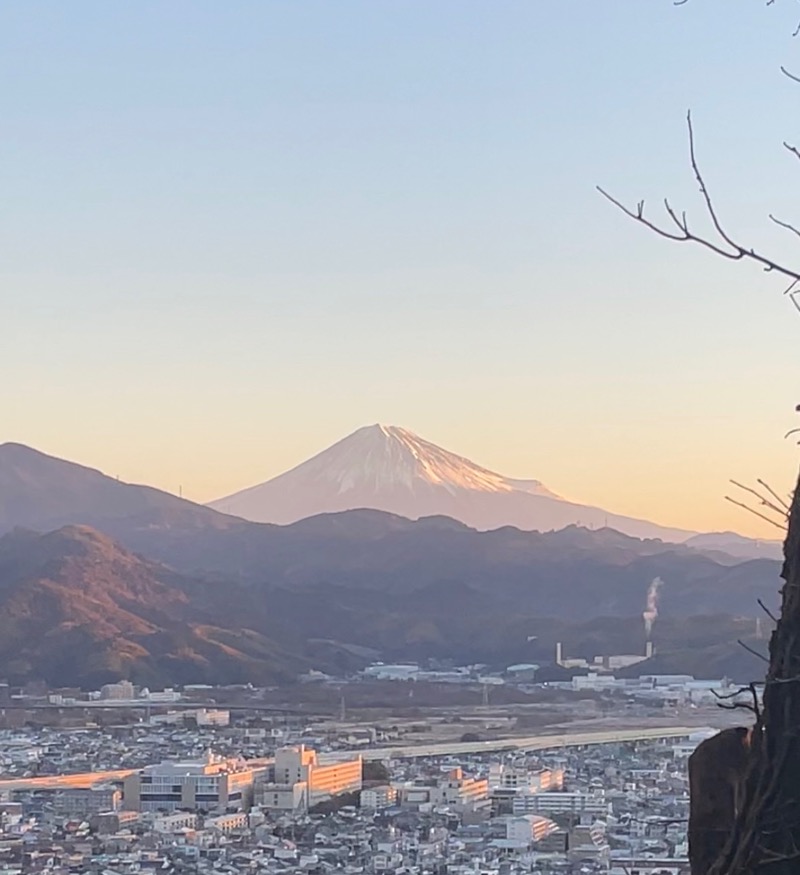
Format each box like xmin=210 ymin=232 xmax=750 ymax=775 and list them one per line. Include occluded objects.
xmin=555 ymin=642 xmax=563 ymax=666
xmin=646 ymin=640 xmax=654 ymax=659
xmin=643 ymin=577 xmax=663 ymax=638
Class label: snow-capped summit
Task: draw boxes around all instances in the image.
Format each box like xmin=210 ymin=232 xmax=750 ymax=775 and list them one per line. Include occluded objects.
xmin=270 ymin=423 xmax=560 ymax=499
xmin=209 ymin=424 xmax=694 ymax=542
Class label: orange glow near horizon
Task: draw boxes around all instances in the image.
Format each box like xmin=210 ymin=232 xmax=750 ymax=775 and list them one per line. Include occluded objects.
xmin=12 ymin=417 xmax=796 ymax=541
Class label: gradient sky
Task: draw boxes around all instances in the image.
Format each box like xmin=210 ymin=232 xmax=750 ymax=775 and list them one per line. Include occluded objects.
xmin=3 ymin=1 xmax=799 ymax=538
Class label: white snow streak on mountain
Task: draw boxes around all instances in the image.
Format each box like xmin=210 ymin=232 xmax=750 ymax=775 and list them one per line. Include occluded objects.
xmin=272 ymin=424 xmax=560 ymax=498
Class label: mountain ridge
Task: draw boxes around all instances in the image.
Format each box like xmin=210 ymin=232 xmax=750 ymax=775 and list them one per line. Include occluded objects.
xmin=209 ymin=424 xmax=696 ymax=542
xmin=0 ymin=520 xmax=780 ymax=687
xmin=0 ymin=440 xmax=240 ymax=535
xmin=0 ymin=436 xmax=781 ymax=560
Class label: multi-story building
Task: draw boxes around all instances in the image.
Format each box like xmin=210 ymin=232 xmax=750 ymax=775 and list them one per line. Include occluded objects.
xmin=205 ymin=811 xmax=248 ymax=832
xmin=275 ymin=745 xmax=362 ymax=800
xmin=123 ymin=751 xmax=260 ymax=813
xmin=360 ymin=785 xmax=397 ymax=810
xmin=512 ymin=790 xmax=609 ymax=817
xmin=489 ymin=764 xmax=564 ymax=793
xmin=506 ymin=814 xmax=560 ymax=845
xmin=149 ymin=708 xmax=230 ymax=728
xmin=53 ymin=784 xmax=121 ymax=817
xmin=254 ymin=745 xmax=362 ymax=812
xmin=100 ymin=681 xmax=135 ymax=700
xmin=255 ymin=780 xmax=309 ymax=813
xmin=90 ymin=810 xmax=139 ymax=834
xmin=430 ymin=768 xmax=488 ymax=807
xmin=394 ymin=768 xmax=489 ymax=812
xmin=152 ymin=811 xmax=198 ymax=832
xmin=195 ymin=708 xmax=230 ymax=727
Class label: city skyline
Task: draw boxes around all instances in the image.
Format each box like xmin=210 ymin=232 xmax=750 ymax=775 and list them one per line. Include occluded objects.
xmin=4 ymin=2 xmax=800 ymax=538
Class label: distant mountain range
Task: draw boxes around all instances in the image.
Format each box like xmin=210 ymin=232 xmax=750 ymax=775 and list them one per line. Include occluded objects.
xmin=0 ymin=438 xmax=785 ymax=685
xmin=0 ymin=516 xmax=779 ymax=687
xmin=210 ymin=424 xmax=782 ymax=555
xmin=2 ymin=434 xmax=781 ymax=559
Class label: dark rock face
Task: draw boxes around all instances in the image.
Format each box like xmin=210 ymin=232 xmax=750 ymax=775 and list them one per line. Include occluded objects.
xmin=688 ymin=727 xmax=752 ymax=875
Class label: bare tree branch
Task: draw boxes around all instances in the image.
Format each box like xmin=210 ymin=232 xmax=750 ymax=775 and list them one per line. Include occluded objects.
xmin=770 ymin=214 xmax=800 ymax=240
xmin=783 ymin=141 xmax=800 ymax=161
xmin=738 ymin=639 xmax=771 ymax=663
xmin=731 ymin=479 xmax=791 ymax=520
xmin=759 ymin=598 xmax=780 ymax=624
xmin=757 ymin=479 xmax=792 ymax=514
xmin=598 ymin=112 xmax=800 ymax=284
xmin=725 ymin=496 xmax=788 ymax=531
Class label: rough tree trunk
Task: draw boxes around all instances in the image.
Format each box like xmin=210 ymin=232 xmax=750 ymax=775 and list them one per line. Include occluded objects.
xmin=689 ymin=728 xmax=752 ymax=875
xmin=707 ymin=473 xmax=800 ymax=874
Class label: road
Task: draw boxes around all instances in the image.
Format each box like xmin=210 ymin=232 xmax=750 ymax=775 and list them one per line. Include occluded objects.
xmin=348 ymin=724 xmax=700 ymax=761
xmin=0 ymin=725 xmax=701 ymax=790
xmin=0 ymin=769 xmax=136 ymax=792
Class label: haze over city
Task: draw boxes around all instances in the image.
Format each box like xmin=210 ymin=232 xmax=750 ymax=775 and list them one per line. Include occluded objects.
xmin=4 ymin=1 xmax=800 ymax=537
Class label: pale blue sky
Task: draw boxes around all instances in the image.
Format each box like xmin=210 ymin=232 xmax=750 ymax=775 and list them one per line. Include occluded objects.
xmin=3 ymin=1 xmax=799 ymax=535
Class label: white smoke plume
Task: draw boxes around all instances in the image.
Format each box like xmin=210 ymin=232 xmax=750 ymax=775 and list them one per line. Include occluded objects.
xmin=643 ymin=577 xmax=663 ymax=638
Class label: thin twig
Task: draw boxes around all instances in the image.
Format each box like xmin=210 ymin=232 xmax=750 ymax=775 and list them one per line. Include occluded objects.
xmin=770 ymin=214 xmax=800 ymax=240
xmin=725 ymin=496 xmax=788 ymax=531
xmin=758 ymin=599 xmax=779 ymax=624
xmin=731 ymin=479 xmax=789 ymax=519
xmin=756 ymin=479 xmax=791 ymax=514
xmin=738 ymin=639 xmax=770 ymax=663
xmin=783 ymin=141 xmax=800 ymax=161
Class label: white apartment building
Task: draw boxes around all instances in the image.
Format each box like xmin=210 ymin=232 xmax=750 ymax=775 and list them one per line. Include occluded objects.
xmin=394 ymin=768 xmax=489 ymax=811
xmin=431 ymin=768 xmax=488 ymax=807
xmin=512 ymin=791 xmax=609 ymax=817
xmin=256 ymin=781 xmax=309 ymax=813
xmin=100 ymin=681 xmax=135 ymax=700
xmin=360 ymin=785 xmax=397 ymax=810
xmin=152 ymin=811 xmax=198 ymax=832
xmin=205 ymin=811 xmax=248 ymax=832
xmin=150 ymin=708 xmax=230 ymax=728
xmin=506 ymin=814 xmax=559 ymax=845
xmin=489 ymin=764 xmax=564 ymax=793
xmin=255 ymin=745 xmax=362 ymax=812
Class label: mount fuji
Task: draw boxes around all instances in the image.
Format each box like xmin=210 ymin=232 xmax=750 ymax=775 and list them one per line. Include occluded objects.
xmin=209 ymin=424 xmax=695 ymax=542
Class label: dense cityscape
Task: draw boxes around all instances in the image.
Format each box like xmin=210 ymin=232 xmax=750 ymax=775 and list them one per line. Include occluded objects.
xmin=0 ymin=665 xmax=747 ymax=875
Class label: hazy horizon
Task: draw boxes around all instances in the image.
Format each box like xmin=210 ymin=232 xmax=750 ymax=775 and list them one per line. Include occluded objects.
xmin=4 ymin=2 xmax=800 ymax=538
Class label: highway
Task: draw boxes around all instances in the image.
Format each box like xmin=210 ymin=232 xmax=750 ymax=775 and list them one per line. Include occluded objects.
xmin=349 ymin=725 xmax=700 ymax=761
xmin=0 ymin=769 xmax=136 ymax=792
xmin=0 ymin=725 xmax=699 ymax=791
